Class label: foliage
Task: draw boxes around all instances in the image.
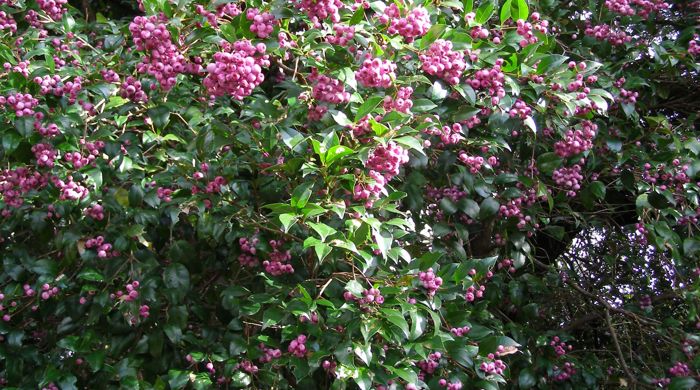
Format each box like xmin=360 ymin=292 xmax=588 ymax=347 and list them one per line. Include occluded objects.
xmin=0 ymin=0 xmax=698 ymax=389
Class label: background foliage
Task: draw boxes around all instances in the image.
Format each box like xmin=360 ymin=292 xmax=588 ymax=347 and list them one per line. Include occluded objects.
xmin=0 ymin=0 xmax=699 ymax=388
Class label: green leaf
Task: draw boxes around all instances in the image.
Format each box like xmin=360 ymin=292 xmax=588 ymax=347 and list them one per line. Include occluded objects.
xmin=381 ymin=308 xmax=410 ymax=338
xmin=78 ymin=268 xmax=104 ymax=282
xmin=369 ymin=118 xmax=389 ymax=136
xmin=589 ymin=181 xmax=606 ymax=200
xmin=458 ymin=198 xmax=480 ymax=219
xmin=314 ymin=243 xmax=332 ymax=262
xmin=168 ymin=370 xmax=189 ymax=390
xmin=516 ymin=0 xmax=529 ymax=20
xmin=500 ymin=0 xmax=512 ymax=23
xmin=147 ymin=106 xmax=171 ymax=129
xmin=163 ymin=263 xmax=190 ymax=290
xmin=409 ymin=310 xmax=426 ymax=340
xmin=349 ymin=7 xmax=364 ymax=25
xmin=412 ymin=99 xmax=437 ymax=112
xmin=331 ymin=110 xmax=352 ymax=127
xmin=428 ymin=80 xmax=448 ymax=100
xmin=394 ymin=135 xmax=425 ymax=155
xmin=291 ymin=182 xmax=314 ymax=208
xmin=475 ymin=0 xmax=495 ymax=24
xmin=279 ymin=213 xmax=298 ymax=233
xmin=419 ymin=24 xmax=446 ymax=49
xmin=355 ymin=96 xmax=383 ymax=122
xmin=307 ymin=222 xmax=337 ymax=241
xmin=231 ymin=372 xmax=252 ymax=387
xmin=326 ymin=145 xmax=354 ymax=166
xmin=262 ymin=306 xmax=284 ymax=329
xmin=669 ymin=377 xmax=697 ymax=390
xmin=15 ymin=117 xmax=34 ymax=138
xmin=518 ymin=368 xmax=537 ymax=388
xmin=536 ymin=55 xmax=568 ymax=75
xmin=648 ymin=191 xmax=671 ymax=209
xmin=354 ymin=343 xmax=372 ymax=366
xmin=479 ymin=197 xmax=499 ymax=220
xmin=536 ymin=152 xmax=563 ymax=174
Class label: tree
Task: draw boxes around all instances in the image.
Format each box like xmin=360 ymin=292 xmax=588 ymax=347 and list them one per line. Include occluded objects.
xmin=0 ymin=0 xmax=698 ymax=388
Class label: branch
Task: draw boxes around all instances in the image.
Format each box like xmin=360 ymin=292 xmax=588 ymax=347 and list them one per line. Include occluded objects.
xmin=605 ymin=309 xmax=637 ymax=386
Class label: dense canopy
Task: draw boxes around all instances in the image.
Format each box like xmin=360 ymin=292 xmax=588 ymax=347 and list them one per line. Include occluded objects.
xmin=0 ymin=0 xmax=698 ymax=389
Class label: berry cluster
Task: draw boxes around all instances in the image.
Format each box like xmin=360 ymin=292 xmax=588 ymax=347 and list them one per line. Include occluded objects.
xmin=426 ymin=185 xmax=467 ymax=203
xmin=295 ymin=0 xmax=342 ymax=27
xmin=0 ymin=11 xmax=16 ymax=33
xmin=690 ymin=35 xmax=700 ymax=56
xmin=497 ymin=258 xmax=517 ymax=273
xmin=438 ymin=379 xmax=463 ymax=390
xmin=0 ymin=93 xmax=39 ymax=117
xmin=238 ymin=236 xmax=259 ymax=268
xmin=348 ymin=115 xmax=373 ymax=141
xmin=322 ymin=359 xmax=337 ymax=375
xmin=85 ymin=235 xmax=117 ymax=258
xmin=203 ymin=40 xmax=270 ymax=100
xmin=515 ymin=13 xmax=549 ymax=47
xmin=195 ymin=3 xmax=242 ymax=27
xmin=157 ymin=187 xmax=173 ymax=202
xmin=426 ymin=123 xmax=464 ymax=146
xmin=344 ymin=286 xmax=385 ymax=306
xmin=259 ymin=344 xmax=282 ymax=363
xmin=419 ymin=268 xmax=443 ymax=297
xmin=32 ymin=143 xmax=57 ymax=168
xmin=34 ymin=75 xmax=83 ymax=104
xmin=309 ymin=70 xmax=350 ymax=104
xmin=584 ymin=24 xmax=631 ymax=46
xmin=552 ymin=165 xmax=583 ymax=197
xmin=356 ymin=57 xmax=397 ymax=88
xmin=551 ymin=362 xmax=576 ymax=381
xmin=458 ymin=152 xmax=484 ymax=174
xmin=668 ymin=361 xmax=690 ymax=377
xmin=417 ymin=352 xmax=441 ymax=374
xmin=63 ymin=139 xmax=104 ymax=169
xmin=0 ymin=167 xmax=48 ymax=211
xmin=371 ymin=141 xmax=408 ymax=171
xmin=84 ymin=203 xmax=105 ymax=220
xmin=550 ymin=336 xmax=573 ymax=356
xmin=420 ymin=40 xmax=466 ymax=85
xmin=554 ymin=121 xmax=597 ymax=157
xmin=130 ymin=15 xmax=199 ymax=91
xmin=604 ymin=0 xmax=669 ymax=18
xmin=307 ymin=104 xmax=327 ymax=121
xmin=38 ymin=0 xmax=68 ymax=20
xmin=470 ymin=26 xmax=490 ymax=40
xmin=450 ymin=325 xmax=471 ymax=336
xmin=3 ymin=61 xmax=30 ymax=77
xmin=287 ymin=334 xmax=308 ymax=358
xmin=617 ymin=88 xmax=638 ymax=104
xmin=508 ymin=99 xmax=532 ymax=120
xmin=263 ymin=239 xmax=294 ymax=275
xmin=465 ymin=284 xmax=485 ymax=302
xmin=246 ymin=8 xmax=276 ymax=38
xmin=101 ymin=69 xmax=120 ymax=83
xmin=381 ymin=5 xmax=431 ymax=43
xmin=383 ymin=86 xmax=414 ymax=113
xmin=52 ymin=176 xmax=89 ymax=201
xmin=466 ymin=60 xmax=505 ymax=105
xmin=38 ymin=283 xmax=60 ymax=300
xmin=120 ymin=76 xmax=148 ymax=103
xmin=111 ymin=281 xmax=140 ymax=302
xmin=326 ymin=23 xmax=355 ymax=46
xmin=236 ymin=360 xmax=259 ymax=374
xmin=639 ymin=294 xmax=652 ymax=310
xmin=479 ymin=355 xmax=507 ymax=375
